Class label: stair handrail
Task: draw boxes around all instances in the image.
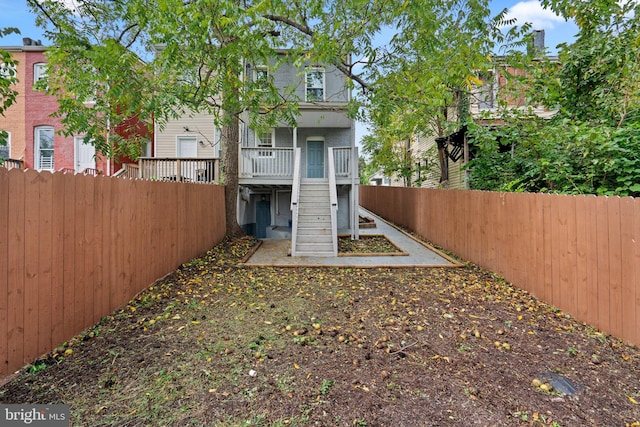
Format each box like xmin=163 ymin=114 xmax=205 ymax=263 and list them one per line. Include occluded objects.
xmin=290 ymin=147 xmax=302 ymax=256
xmin=327 ymin=147 xmax=338 ymax=256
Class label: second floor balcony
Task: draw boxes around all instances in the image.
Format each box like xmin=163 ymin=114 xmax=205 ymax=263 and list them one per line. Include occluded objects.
xmin=239 ymin=146 xmax=356 ymax=185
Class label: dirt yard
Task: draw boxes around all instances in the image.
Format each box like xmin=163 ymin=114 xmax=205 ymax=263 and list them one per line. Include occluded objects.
xmin=1 ymin=236 xmax=639 ymax=426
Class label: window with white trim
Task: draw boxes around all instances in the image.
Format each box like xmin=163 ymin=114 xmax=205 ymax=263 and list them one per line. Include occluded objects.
xmin=255 ymin=129 xmax=275 ymax=157
xmin=305 ymin=68 xmax=324 ymax=101
xmin=35 ymin=126 xmax=55 ymax=170
xmin=254 ymin=66 xmax=269 ymax=90
xmin=0 ymin=62 xmax=16 ymax=79
xmin=0 ymin=130 xmax=10 ymax=159
xmin=34 ymin=62 xmax=47 ymax=84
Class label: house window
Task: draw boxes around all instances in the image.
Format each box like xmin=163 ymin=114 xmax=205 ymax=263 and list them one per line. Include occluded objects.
xmin=34 ymin=62 xmax=47 ymax=84
xmin=34 ymin=126 xmax=55 ymax=171
xmin=256 ymin=129 xmax=275 ymax=157
xmin=254 ymin=66 xmax=269 ymax=90
xmin=477 ymin=70 xmax=496 ymax=110
xmin=306 ymin=68 xmax=324 ymax=101
xmin=0 ymin=130 xmax=10 ymax=159
xmin=0 ymin=62 xmax=16 ymax=79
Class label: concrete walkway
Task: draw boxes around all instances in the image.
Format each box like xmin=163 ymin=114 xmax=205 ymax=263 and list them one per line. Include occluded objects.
xmin=244 ymin=207 xmax=461 ymax=268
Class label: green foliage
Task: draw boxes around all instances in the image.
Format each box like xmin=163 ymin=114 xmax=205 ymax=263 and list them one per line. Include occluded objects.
xmin=467 ymin=118 xmax=640 ymax=197
xmin=360 ymin=0 xmax=529 ymax=184
xmin=0 ymin=27 xmax=20 ymax=147
xmin=468 ymin=0 xmax=640 ymax=197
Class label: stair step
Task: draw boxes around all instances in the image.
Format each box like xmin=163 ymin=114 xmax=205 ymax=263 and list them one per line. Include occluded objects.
xmin=297 ymin=227 xmax=331 ymax=235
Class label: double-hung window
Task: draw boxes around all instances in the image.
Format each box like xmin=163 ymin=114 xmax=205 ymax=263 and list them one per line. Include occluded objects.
xmin=0 ymin=130 xmax=10 ymax=159
xmin=34 ymin=62 xmax=47 ymax=84
xmin=305 ymin=68 xmax=325 ymax=101
xmin=35 ymin=126 xmax=55 ymax=170
xmin=256 ymin=129 xmax=275 ymax=158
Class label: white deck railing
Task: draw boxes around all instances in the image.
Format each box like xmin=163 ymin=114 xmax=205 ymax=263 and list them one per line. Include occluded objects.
xmin=0 ymin=158 xmax=24 ymax=170
xmin=138 ymin=158 xmax=219 ymax=183
xmin=239 ymin=147 xmax=294 ymax=178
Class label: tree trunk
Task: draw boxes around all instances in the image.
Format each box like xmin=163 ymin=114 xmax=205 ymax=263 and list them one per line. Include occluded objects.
xmin=221 ymin=112 xmax=244 ymax=237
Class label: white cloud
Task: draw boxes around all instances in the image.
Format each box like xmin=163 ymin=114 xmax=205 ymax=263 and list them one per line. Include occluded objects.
xmin=503 ymin=0 xmax=565 ymax=30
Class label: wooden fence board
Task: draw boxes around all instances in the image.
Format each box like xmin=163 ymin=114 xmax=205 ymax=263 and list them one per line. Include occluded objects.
xmin=83 ymin=176 xmax=97 ymax=326
xmin=635 ymin=199 xmax=640 ymax=346
xmin=93 ymin=177 xmax=105 ymax=321
xmin=74 ymin=175 xmax=88 ymax=334
xmin=529 ymin=193 xmax=545 ymax=300
xmin=23 ymin=170 xmax=41 ymax=364
xmin=62 ymin=173 xmax=76 ymax=341
xmin=37 ymin=172 xmax=53 ymax=358
xmin=7 ymin=170 xmax=25 ymax=374
xmin=50 ymin=173 xmax=65 ymax=348
xmin=595 ymin=197 xmax=611 ymax=333
xmin=575 ymin=196 xmax=599 ymax=328
xmin=607 ymin=197 xmax=623 ymax=341
xmin=619 ymin=197 xmax=638 ymax=345
xmin=541 ymin=195 xmax=554 ymax=305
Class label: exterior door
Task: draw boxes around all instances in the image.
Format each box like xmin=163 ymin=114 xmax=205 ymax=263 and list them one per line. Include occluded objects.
xmin=256 ymin=200 xmax=271 ymax=238
xmin=307 ymin=140 xmax=324 ymax=178
xmin=177 ymin=136 xmax=198 ymax=158
xmin=75 ymin=137 xmax=95 ymax=173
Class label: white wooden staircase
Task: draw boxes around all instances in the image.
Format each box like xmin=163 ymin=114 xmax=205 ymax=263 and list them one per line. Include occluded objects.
xmin=293 ymin=179 xmax=336 ymax=256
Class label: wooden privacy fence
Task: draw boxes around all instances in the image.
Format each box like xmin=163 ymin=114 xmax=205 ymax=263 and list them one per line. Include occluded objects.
xmin=360 ymin=186 xmax=640 ymax=347
xmin=0 ymin=168 xmax=226 ymax=378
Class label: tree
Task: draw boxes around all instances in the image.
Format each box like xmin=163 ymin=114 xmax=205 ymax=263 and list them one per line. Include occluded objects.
xmin=0 ymin=27 xmax=20 ymax=148
xmin=466 ymin=0 xmax=640 ymax=196
xmin=360 ymin=0 xmax=525 ymax=186
xmin=28 ymin=0 xmax=396 ymax=236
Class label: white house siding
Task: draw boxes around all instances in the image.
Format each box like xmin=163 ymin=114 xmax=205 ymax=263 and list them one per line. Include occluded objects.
xmin=155 ymin=110 xmax=219 ymax=158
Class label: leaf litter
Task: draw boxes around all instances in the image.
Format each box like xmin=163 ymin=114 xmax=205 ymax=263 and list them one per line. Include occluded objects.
xmin=1 ymin=235 xmax=639 ymax=426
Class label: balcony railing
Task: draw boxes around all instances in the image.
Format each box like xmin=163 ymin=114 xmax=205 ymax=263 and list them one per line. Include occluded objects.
xmin=240 ymin=147 xmax=294 ymax=178
xmin=1 ymin=158 xmax=24 ymax=170
xmin=332 ymin=147 xmax=351 ymax=177
xmin=239 ymin=146 xmax=355 ymax=180
xmin=138 ymin=158 xmax=219 ymax=183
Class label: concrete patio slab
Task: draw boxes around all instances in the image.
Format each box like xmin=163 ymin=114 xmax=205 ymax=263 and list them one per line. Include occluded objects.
xmin=243 ymin=207 xmax=462 ymax=268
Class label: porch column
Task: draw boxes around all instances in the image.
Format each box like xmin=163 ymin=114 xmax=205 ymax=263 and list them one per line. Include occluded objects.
xmin=293 ymin=127 xmax=297 ymax=149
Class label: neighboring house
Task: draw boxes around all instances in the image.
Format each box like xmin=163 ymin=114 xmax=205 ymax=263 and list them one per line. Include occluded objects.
xmin=0 ymin=38 xmax=150 ymax=175
xmin=147 ymin=110 xmax=219 ymax=183
xmin=155 ymin=51 xmax=359 ymax=256
xmin=383 ymin=30 xmax=556 ymax=190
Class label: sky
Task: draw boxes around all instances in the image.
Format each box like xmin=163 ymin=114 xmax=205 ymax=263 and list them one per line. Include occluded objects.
xmin=1 ymin=0 xmax=578 ymax=146
xmin=1 ymin=0 xmax=578 ymax=50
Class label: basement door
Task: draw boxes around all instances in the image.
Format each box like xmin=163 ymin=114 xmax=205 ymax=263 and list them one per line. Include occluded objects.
xmin=307 ymin=140 xmax=324 ymax=178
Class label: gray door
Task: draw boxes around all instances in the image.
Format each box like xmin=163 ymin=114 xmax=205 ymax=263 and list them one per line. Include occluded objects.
xmin=256 ymin=200 xmax=271 ymax=238
xmin=307 ymin=140 xmax=324 ymax=178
